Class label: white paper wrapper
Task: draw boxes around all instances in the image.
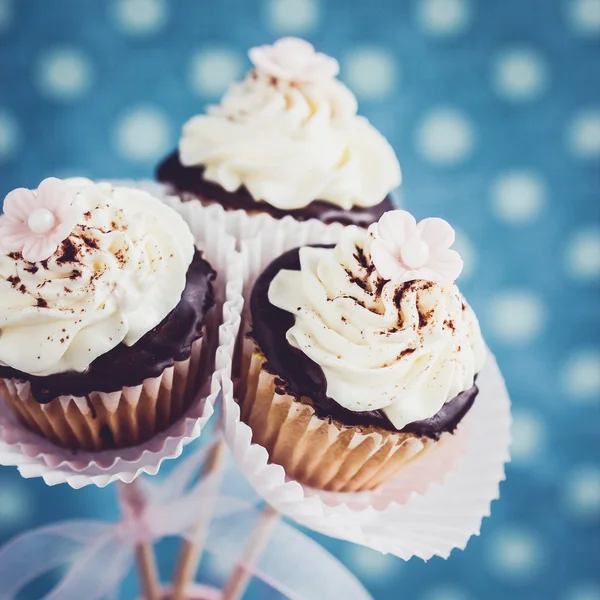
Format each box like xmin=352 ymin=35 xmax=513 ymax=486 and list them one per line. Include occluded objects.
xmin=0 ymin=186 xmax=243 ymax=489
xmin=139 ymin=179 xmax=349 ymax=248
xmin=221 ymin=216 xmax=512 ymax=560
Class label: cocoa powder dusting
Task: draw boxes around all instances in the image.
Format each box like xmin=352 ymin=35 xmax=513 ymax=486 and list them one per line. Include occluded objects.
xmin=375 ymin=277 xmax=387 ymax=297
xmin=419 ymin=309 xmax=434 ymax=329
xmin=353 ymin=245 xmax=368 ymax=269
xmin=82 ymin=235 xmax=99 ymax=250
xmin=7 ymin=275 xmax=20 ymax=288
xmin=346 ymin=269 xmax=368 ymax=291
xmin=56 ymin=238 xmax=79 ymax=264
xmin=393 ymin=281 xmax=414 ymax=308
xmin=398 ymin=347 xmax=416 ymax=359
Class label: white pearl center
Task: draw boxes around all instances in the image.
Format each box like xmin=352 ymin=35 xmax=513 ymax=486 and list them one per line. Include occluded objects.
xmin=28 ymin=208 xmax=56 ymax=234
xmin=401 ymin=239 xmax=430 ymax=269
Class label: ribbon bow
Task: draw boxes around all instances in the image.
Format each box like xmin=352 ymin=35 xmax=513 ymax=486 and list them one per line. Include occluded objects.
xmin=0 ymin=441 xmax=372 ymax=600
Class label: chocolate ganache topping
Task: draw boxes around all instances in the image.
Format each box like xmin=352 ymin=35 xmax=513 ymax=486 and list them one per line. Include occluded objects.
xmin=250 ymin=246 xmax=480 ymax=439
xmin=157 ymin=151 xmax=395 ymax=227
xmin=0 ymin=250 xmax=215 ymax=403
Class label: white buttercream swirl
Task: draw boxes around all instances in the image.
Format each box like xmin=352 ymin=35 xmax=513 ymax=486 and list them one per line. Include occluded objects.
xmin=268 ymin=227 xmax=486 ymax=430
xmin=0 ymin=182 xmax=194 ymax=377
xmin=179 ymin=71 xmax=401 ymax=210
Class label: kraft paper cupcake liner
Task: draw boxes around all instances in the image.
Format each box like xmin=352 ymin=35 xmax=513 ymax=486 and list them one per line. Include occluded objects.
xmin=223 ymin=348 xmax=510 ymax=560
xmin=0 ymin=190 xmax=244 ymax=488
xmin=218 ymin=215 xmax=511 ymax=559
xmin=240 ymin=348 xmax=442 ymax=493
xmin=0 ymin=336 xmax=207 ymax=452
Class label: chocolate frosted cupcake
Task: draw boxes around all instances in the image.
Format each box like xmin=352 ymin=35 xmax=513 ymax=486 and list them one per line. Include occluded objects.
xmin=240 ymin=210 xmax=486 ymax=492
xmin=0 ymin=178 xmax=215 ymax=451
xmin=157 ymin=37 xmax=401 ymax=226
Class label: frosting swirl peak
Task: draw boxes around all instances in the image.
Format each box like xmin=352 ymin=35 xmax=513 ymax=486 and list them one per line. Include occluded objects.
xmin=268 ymin=225 xmax=486 ymax=430
xmin=179 ymin=46 xmax=401 ymax=211
xmin=0 ymin=181 xmax=195 ymax=377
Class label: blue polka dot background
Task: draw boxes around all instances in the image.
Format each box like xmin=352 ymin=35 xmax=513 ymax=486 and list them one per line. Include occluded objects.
xmin=0 ymin=0 xmax=599 ymax=599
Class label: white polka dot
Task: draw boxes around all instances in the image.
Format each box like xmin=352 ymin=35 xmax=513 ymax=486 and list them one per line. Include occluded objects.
xmin=37 ymin=48 xmax=93 ymax=101
xmin=416 ymin=108 xmax=475 ymax=165
xmin=490 ymin=170 xmax=546 ymax=224
xmin=564 ymin=582 xmax=600 ymax=600
xmin=0 ymin=109 xmax=19 ymax=161
xmin=0 ymin=482 xmax=33 ymax=529
xmin=189 ymin=48 xmax=245 ymax=97
xmin=565 ymin=227 xmax=600 ymax=280
xmin=568 ymin=0 xmax=600 ymax=37
xmin=567 ymin=108 xmax=600 ymax=159
xmin=565 ymin=467 xmax=600 ymax=517
xmin=453 ymin=229 xmax=477 ymax=280
xmin=0 ymin=0 xmax=13 ymax=34
xmin=510 ymin=409 xmax=546 ymax=463
xmin=493 ymin=48 xmax=549 ymax=102
xmin=344 ymin=47 xmax=397 ymax=100
xmin=562 ymin=350 xmax=600 ymax=402
xmin=488 ymin=290 xmax=546 ymax=345
xmin=487 ymin=528 xmax=543 ymax=579
xmin=111 ymin=0 xmax=167 ymax=35
xmin=416 ymin=0 xmax=472 ymax=36
xmin=422 ymin=585 xmax=470 ymax=600
xmin=114 ymin=106 xmax=171 ymax=162
xmin=343 ymin=545 xmax=400 ymax=584
xmin=266 ymin=0 xmax=320 ymax=34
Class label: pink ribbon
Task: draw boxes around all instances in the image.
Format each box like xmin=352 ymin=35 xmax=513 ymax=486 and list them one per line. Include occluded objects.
xmin=0 ymin=441 xmax=372 ymax=600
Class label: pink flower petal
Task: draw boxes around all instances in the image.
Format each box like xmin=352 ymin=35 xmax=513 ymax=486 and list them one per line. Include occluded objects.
xmin=400 ymin=234 xmax=430 ymax=269
xmin=2 ymin=188 xmax=38 ymax=222
xmin=37 ymin=177 xmax=73 ymax=212
xmin=417 ymin=217 xmax=455 ymax=252
xmin=249 ymin=38 xmax=339 ymax=83
xmin=427 ymin=249 xmax=464 ymax=282
xmin=377 ymin=210 xmax=417 ymax=254
xmin=276 ymin=37 xmax=315 ymax=56
xmin=0 ymin=219 xmax=32 ymax=250
xmin=249 ymin=49 xmax=289 ymax=80
xmin=21 ymin=236 xmax=59 ymax=263
xmin=55 ymin=204 xmax=80 ymax=231
xmin=371 ymin=238 xmax=409 ymax=281
xmin=52 ymin=222 xmax=75 ymax=243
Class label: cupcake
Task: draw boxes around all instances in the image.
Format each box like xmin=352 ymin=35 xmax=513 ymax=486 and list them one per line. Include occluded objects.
xmin=0 ymin=178 xmax=216 ymax=451
xmin=240 ymin=210 xmax=486 ymax=492
xmin=157 ymin=37 xmax=401 ymax=226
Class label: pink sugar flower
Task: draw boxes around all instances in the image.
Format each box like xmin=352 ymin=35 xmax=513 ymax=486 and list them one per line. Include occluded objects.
xmin=249 ymin=37 xmax=339 ymax=83
xmin=369 ymin=210 xmax=463 ymax=284
xmin=0 ymin=178 xmax=79 ymax=262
